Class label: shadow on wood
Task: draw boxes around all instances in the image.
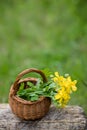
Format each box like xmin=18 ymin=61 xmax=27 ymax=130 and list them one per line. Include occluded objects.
xmin=0 ymin=104 xmax=87 ymax=130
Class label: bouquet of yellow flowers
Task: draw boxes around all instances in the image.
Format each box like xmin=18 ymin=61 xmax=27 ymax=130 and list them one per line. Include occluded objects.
xmin=52 ymin=72 xmax=77 ymax=107
xmin=17 ymin=69 xmax=77 ymax=108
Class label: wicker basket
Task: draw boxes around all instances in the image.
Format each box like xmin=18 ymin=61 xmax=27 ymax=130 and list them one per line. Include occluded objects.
xmin=9 ymin=68 xmax=51 ymax=120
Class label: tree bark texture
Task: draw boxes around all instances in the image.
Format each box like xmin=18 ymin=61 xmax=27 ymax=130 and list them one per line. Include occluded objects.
xmin=0 ymin=104 xmax=87 ymax=130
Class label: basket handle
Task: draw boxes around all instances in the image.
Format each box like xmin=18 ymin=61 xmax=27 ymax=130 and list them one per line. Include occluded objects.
xmin=13 ymin=68 xmax=47 ymax=89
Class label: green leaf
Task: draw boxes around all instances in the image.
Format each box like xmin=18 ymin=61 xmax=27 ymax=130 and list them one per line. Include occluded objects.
xmin=42 ymin=68 xmax=52 ymax=78
xmin=27 ymin=81 xmax=34 ymax=87
xmin=19 ymin=82 xmax=24 ymax=90
xmin=36 ymin=78 xmax=42 ymax=85
xmin=17 ymin=89 xmax=26 ymax=96
xmin=30 ymin=95 xmax=39 ymax=101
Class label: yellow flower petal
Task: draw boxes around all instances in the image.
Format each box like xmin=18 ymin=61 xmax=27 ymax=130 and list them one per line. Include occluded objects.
xmin=55 ymin=93 xmax=61 ymax=99
xmin=72 ymin=85 xmax=77 ymax=91
xmin=55 ymin=72 xmax=59 ymax=77
xmin=53 ymin=77 xmax=58 ymax=83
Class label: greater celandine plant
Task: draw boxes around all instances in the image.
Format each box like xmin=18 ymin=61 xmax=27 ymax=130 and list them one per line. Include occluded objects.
xmin=17 ymin=70 xmax=77 ymax=108
xmin=52 ymin=72 xmax=77 ymax=107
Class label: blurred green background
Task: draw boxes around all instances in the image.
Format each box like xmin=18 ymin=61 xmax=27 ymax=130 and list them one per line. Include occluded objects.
xmin=0 ymin=0 xmax=87 ymax=114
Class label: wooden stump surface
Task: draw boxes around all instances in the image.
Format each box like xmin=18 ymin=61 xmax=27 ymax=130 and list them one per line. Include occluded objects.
xmin=0 ymin=104 xmax=87 ymax=130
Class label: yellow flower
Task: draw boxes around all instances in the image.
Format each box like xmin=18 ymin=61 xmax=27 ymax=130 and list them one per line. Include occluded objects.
xmin=55 ymin=72 xmax=59 ymax=77
xmin=52 ymin=71 xmax=77 ymax=107
xmin=66 ymin=76 xmax=71 ymax=82
xmin=53 ymin=77 xmax=59 ymax=83
xmin=55 ymin=88 xmax=70 ymax=107
xmin=72 ymin=85 xmax=77 ymax=91
xmin=71 ymin=80 xmax=77 ymax=91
